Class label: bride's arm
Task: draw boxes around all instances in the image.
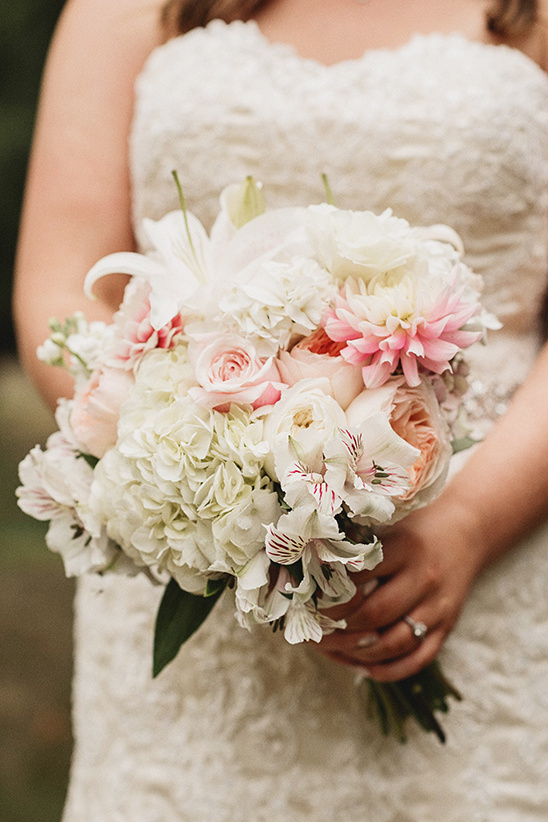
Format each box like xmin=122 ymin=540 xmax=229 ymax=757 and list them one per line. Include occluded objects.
xmin=319 ymin=340 xmax=548 ymax=680
xmin=13 ymin=0 xmax=163 ymax=409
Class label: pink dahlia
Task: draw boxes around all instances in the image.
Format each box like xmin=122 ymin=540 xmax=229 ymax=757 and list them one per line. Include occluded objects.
xmin=323 ymin=266 xmax=483 ymax=388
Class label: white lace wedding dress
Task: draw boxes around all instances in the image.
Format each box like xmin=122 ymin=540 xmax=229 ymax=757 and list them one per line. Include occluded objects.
xmin=62 ymin=21 xmax=548 ymax=821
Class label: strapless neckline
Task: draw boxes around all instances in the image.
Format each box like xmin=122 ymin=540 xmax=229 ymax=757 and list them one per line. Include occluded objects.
xmin=157 ymin=17 xmax=548 ymax=82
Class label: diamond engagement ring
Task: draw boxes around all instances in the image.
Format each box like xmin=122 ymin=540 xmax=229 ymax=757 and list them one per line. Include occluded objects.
xmin=403 ymin=615 xmax=428 ymax=641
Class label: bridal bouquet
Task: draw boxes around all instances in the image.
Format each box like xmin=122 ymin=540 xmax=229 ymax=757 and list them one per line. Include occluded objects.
xmin=17 ymin=176 xmax=495 ymax=742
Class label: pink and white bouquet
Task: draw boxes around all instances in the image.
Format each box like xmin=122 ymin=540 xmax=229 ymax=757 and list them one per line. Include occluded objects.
xmin=17 ymin=177 xmax=495 ymax=741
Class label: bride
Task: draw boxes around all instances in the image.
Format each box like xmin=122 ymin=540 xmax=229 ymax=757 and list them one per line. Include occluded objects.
xmin=14 ymin=0 xmax=548 ymax=818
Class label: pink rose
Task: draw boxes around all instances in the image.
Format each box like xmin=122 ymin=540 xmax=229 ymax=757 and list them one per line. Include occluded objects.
xmin=345 ymin=376 xmax=452 ymax=513
xmin=70 ymin=367 xmax=134 ymax=459
xmin=188 ymin=334 xmax=285 ymax=412
xmin=278 ymin=328 xmax=363 ymax=410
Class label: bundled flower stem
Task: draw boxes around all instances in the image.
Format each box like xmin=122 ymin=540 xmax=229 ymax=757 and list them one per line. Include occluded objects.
xmin=363 ymin=661 xmax=463 ymax=743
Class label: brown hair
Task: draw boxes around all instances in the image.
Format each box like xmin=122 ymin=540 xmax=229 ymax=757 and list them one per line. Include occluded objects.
xmin=162 ymin=0 xmax=539 ymax=38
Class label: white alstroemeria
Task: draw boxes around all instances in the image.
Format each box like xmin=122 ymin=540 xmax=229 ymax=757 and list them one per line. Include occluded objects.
xmin=265 ymin=506 xmax=382 ymax=571
xmin=283 ymin=599 xmax=347 ymax=645
xmin=323 ymin=413 xmax=419 ymax=523
xmin=16 ymin=431 xmax=120 ymax=576
xmin=280 ymin=455 xmax=343 ymax=518
xmin=283 ymin=550 xmax=357 ymax=605
xmin=235 ymin=551 xmax=292 ymax=629
xmin=85 ymin=189 xmax=310 ymax=331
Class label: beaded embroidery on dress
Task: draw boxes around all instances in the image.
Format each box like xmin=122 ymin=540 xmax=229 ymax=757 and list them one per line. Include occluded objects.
xmin=63 ymin=21 xmax=548 ymax=821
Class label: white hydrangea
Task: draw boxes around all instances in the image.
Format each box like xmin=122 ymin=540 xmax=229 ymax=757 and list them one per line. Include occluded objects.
xmin=90 ymin=344 xmax=281 ymax=592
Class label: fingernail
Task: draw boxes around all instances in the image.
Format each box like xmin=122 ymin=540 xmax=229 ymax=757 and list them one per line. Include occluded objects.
xmin=356 ymin=633 xmax=379 ymax=649
xmin=361 ymin=579 xmax=379 ymax=597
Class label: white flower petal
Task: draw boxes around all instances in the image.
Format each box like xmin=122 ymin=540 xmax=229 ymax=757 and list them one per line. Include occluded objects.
xmin=284 ymin=600 xmax=324 ymax=644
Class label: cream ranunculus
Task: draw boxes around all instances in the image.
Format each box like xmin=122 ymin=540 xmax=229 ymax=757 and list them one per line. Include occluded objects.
xmin=262 ymin=378 xmax=348 ymax=481
xmin=345 ymin=376 xmax=452 ymax=515
xmin=277 ymin=327 xmax=363 ymax=410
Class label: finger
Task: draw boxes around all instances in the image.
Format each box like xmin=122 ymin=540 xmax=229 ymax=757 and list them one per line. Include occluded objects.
xmin=348 ymin=542 xmax=407 ymax=586
xmin=323 ymin=577 xmax=380 ymax=623
xmin=342 ymin=572 xmax=426 ymax=633
xmin=321 ymin=630 xmax=442 ymax=683
xmin=323 ymin=610 xmax=436 ymax=666
xmin=362 ymin=631 xmax=443 ymax=681
xmin=350 ymin=613 xmax=435 ymax=665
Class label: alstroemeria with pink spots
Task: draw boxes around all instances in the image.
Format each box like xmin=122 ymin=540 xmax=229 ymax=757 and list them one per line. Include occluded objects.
xmin=108 ymin=278 xmax=184 ymax=371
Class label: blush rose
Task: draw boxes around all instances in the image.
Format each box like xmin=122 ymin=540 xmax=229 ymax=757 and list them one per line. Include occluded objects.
xmin=188 ymin=333 xmax=285 ymax=412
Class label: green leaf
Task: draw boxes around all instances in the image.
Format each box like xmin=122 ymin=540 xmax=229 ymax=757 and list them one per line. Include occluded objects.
xmin=205 ymin=576 xmax=229 ymax=597
xmin=77 ymin=452 xmax=99 ymax=469
xmin=153 ymin=578 xmax=224 ymax=677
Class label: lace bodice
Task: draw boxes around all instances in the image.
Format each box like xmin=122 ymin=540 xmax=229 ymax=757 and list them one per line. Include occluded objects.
xmin=63 ymin=22 xmax=548 ymax=822
xmin=132 ymin=22 xmax=548 ymax=327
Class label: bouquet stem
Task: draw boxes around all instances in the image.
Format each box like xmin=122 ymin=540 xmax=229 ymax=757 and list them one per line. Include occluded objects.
xmin=361 ymin=660 xmax=462 ymax=743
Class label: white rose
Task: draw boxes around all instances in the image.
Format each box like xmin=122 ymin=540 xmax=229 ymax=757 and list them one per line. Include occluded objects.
xmin=306 ymin=203 xmax=419 ymax=283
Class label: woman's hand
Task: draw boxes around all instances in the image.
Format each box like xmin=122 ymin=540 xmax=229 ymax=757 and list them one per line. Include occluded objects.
xmin=317 ymin=496 xmax=483 ymax=682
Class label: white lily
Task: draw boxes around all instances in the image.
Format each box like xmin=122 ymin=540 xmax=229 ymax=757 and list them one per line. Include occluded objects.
xmin=85 ymin=188 xmax=310 ymax=331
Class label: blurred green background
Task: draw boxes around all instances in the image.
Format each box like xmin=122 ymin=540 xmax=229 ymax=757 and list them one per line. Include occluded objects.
xmin=1 ymin=3 xmax=74 ymax=821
